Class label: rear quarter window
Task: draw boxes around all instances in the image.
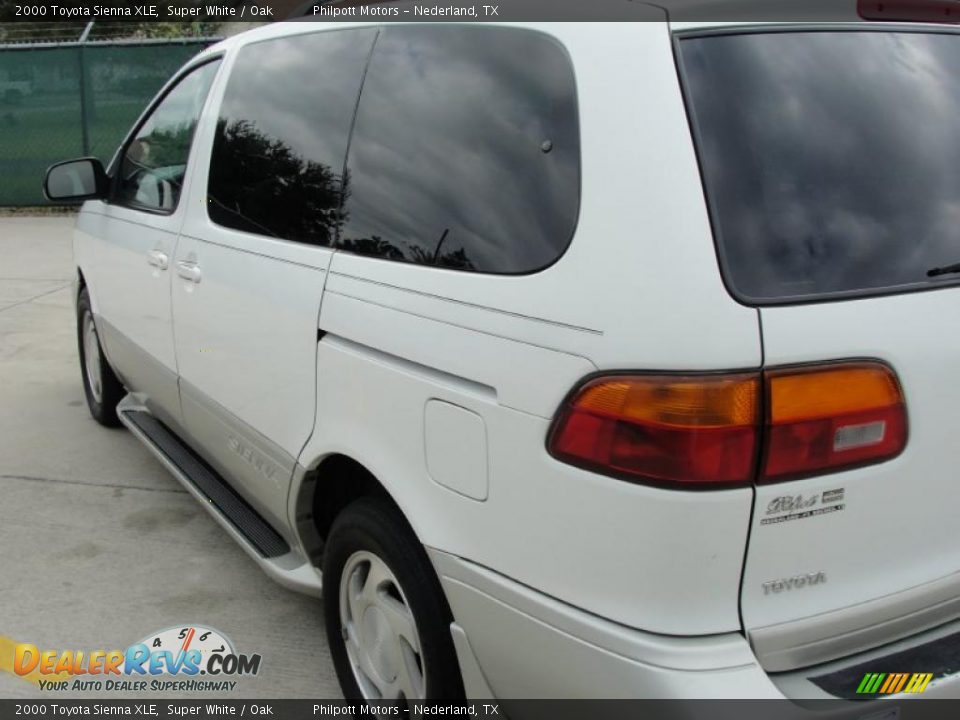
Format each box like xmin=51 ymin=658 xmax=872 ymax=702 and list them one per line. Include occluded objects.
xmin=679 ymin=30 xmax=960 ymax=303
xmin=339 ymin=25 xmax=581 ymax=274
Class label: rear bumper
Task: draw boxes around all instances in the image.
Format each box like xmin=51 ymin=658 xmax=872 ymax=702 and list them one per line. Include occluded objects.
xmin=429 ymin=548 xmax=960 ymax=701
xmin=428 ymin=548 xmax=781 ymax=699
xmin=750 ymin=570 xmax=960 ymax=673
xmin=776 ymin=619 xmax=960 ymax=701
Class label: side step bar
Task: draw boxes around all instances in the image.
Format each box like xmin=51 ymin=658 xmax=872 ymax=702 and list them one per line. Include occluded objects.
xmin=120 ymin=404 xmax=290 ymax=558
xmin=117 ymin=396 xmax=324 ymax=595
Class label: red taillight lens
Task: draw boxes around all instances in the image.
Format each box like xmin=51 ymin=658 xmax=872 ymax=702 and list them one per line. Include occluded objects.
xmin=549 ymin=362 xmax=908 ymax=488
xmin=761 ymin=363 xmax=907 ymax=482
xmin=548 ymin=374 xmax=760 ymax=486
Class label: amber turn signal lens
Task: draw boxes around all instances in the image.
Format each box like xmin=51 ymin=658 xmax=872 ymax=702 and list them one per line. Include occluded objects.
xmin=548 ymin=374 xmax=760 ymax=486
xmin=762 ymin=362 xmax=907 ymax=481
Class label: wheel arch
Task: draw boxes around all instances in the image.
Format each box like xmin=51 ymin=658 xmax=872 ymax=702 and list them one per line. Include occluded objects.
xmin=74 ymin=266 xmax=87 ymax=310
xmin=292 ymin=452 xmax=420 ymax=566
xmin=75 ymin=265 xmax=101 ymax=317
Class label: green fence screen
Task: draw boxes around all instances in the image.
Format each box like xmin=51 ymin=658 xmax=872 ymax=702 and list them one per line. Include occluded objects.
xmin=0 ymin=38 xmax=218 ymax=206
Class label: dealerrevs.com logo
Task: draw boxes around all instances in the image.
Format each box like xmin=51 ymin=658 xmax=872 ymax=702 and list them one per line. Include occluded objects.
xmin=15 ymin=626 xmax=261 ymax=692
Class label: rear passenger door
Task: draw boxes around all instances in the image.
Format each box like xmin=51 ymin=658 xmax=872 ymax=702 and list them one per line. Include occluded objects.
xmin=171 ymin=29 xmax=376 ymax=531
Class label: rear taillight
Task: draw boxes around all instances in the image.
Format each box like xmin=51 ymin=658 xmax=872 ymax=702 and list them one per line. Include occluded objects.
xmin=761 ymin=362 xmax=907 ymax=482
xmin=548 ymin=361 xmax=907 ymax=488
xmin=548 ymin=374 xmax=761 ymax=487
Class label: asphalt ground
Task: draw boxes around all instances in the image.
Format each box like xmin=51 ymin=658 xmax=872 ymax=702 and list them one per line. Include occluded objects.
xmin=0 ymin=215 xmax=340 ymax=699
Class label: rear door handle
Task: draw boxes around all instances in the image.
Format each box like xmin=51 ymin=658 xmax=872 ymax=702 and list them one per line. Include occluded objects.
xmin=147 ymin=250 xmax=169 ymax=270
xmin=176 ymin=261 xmax=202 ymax=283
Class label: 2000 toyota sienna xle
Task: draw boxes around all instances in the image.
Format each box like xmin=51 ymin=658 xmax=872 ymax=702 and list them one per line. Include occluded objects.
xmin=43 ymin=9 xmax=960 ymax=702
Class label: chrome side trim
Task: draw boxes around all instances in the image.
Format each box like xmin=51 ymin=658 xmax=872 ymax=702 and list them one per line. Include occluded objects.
xmin=327 ymin=269 xmax=602 ymax=335
xmin=750 ymin=570 xmax=960 ymax=672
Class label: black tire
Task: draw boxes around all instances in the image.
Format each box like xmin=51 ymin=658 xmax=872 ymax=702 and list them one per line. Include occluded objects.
xmin=323 ymin=497 xmax=465 ymax=702
xmin=77 ymin=287 xmax=124 ymax=427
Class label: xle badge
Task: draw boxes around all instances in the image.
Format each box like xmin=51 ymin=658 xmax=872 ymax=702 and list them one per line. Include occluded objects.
xmin=760 ymin=488 xmax=845 ymax=525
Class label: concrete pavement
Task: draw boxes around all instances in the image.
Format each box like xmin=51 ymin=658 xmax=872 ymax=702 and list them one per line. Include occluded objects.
xmin=0 ymin=215 xmax=340 ymax=699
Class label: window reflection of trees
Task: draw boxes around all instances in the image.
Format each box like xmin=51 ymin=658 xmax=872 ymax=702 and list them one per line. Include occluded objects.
xmin=208 ymin=118 xmax=342 ymax=245
xmin=336 ymin=234 xmax=477 ymax=271
xmin=338 ymin=175 xmax=475 ymax=270
xmin=210 ymin=117 xmax=476 ymax=271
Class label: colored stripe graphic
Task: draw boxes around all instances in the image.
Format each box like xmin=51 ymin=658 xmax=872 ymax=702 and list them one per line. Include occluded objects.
xmin=857 ymin=673 xmax=886 ymax=694
xmin=905 ymin=673 xmax=934 ymax=694
xmin=857 ymin=672 xmax=934 ymax=695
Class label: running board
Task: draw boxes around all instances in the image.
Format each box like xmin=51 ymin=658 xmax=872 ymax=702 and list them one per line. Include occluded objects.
xmin=119 ymin=404 xmax=290 ymax=558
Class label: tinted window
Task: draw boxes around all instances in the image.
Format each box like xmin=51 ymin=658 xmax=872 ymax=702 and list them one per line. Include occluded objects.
xmin=340 ymin=26 xmax=580 ymax=274
xmin=681 ymin=31 xmax=960 ymax=302
xmin=116 ymin=60 xmax=220 ymax=213
xmin=207 ymin=29 xmax=376 ymax=245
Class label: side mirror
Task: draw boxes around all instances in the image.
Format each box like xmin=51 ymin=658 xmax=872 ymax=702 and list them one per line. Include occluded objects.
xmin=44 ymin=158 xmax=109 ymax=203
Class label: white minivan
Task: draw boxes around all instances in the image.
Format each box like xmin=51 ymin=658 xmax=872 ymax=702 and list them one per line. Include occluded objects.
xmin=45 ymin=10 xmax=960 ymax=702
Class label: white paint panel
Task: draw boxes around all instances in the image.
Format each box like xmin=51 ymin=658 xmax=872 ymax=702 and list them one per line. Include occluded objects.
xmin=318 ymin=290 xmax=595 ymax=419
xmin=171 ymin=236 xmax=328 ymax=453
xmin=425 ymin=400 xmax=489 ymax=501
xmin=309 ymin=22 xmax=760 ymax=635
xmin=77 ymin=205 xmax=182 ymax=423
xmin=302 ymin=341 xmax=753 ymax=634
xmin=744 ymin=288 xmax=960 ymax=653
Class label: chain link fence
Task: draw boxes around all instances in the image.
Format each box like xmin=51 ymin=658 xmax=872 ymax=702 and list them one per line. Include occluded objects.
xmin=0 ymin=35 xmax=220 ymax=205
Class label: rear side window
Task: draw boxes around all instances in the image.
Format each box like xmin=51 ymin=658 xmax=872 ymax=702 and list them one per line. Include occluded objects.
xmin=207 ymin=29 xmax=376 ymax=245
xmin=339 ymin=26 xmax=580 ymax=274
xmin=680 ymin=30 xmax=960 ymax=303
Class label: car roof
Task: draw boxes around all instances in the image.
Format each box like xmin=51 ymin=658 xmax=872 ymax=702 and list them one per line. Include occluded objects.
xmin=194 ymin=1 xmax=960 ymax=61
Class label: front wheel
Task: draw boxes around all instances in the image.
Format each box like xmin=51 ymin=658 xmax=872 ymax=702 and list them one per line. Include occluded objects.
xmin=77 ymin=287 xmax=124 ymax=427
xmin=323 ymin=497 xmax=465 ymax=703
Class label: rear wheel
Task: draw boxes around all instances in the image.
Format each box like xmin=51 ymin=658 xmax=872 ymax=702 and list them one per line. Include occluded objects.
xmin=323 ymin=497 xmax=464 ymax=702
xmin=77 ymin=287 xmax=124 ymax=427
